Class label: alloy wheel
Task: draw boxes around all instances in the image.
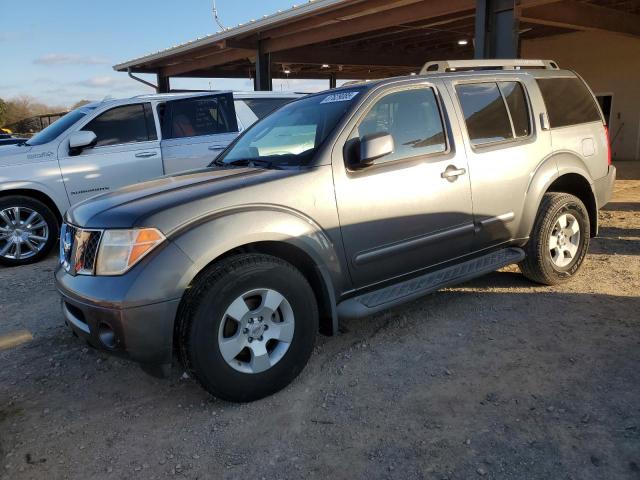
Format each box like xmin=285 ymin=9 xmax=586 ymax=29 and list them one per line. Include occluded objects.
xmin=0 ymin=206 xmax=49 ymax=261
xmin=549 ymin=213 xmax=580 ymax=268
xmin=217 ymin=288 xmax=295 ymax=374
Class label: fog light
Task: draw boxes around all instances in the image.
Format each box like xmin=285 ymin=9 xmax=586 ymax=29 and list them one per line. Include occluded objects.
xmin=98 ymin=323 xmax=117 ymax=349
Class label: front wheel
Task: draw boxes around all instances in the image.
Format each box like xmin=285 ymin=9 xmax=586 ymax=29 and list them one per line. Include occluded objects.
xmin=519 ymin=192 xmax=590 ymax=285
xmin=0 ymin=196 xmax=59 ymax=266
xmin=178 ymin=254 xmax=318 ymax=402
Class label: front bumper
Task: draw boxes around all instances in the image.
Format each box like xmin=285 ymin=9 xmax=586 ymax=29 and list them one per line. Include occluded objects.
xmin=594 ymin=165 xmax=616 ymax=209
xmin=55 ymin=240 xmax=194 ymax=368
xmin=59 ymin=293 xmax=179 ymax=366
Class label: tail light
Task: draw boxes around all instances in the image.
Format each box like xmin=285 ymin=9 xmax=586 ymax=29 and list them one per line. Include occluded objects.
xmin=604 ymin=126 xmax=612 ymax=165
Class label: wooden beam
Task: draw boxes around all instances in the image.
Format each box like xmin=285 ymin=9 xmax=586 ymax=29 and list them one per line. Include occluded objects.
xmin=262 ymin=0 xmax=476 ymax=53
xmin=224 ymin=38 xmax=259 ymax=50
xmin=520 ymin=0 xmax=640 ymax=38
xmin=261 ymin=0 xmax=426 ymax=40
xmin=272 ymin=46 xmax=427 ymax=68
xmin=161 ymin=48 xmax=254 ymax=76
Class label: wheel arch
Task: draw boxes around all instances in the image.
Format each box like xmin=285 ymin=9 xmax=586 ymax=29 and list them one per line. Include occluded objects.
xmin=0 ymin=187 xmax=63 ymax=226
xmin=521 ymin=153 xmax=598 ymax=239
xmin=171 ymin=208 xmax=344 ymax=345
xmin=545 ymin=173 xmax=597 ymax=237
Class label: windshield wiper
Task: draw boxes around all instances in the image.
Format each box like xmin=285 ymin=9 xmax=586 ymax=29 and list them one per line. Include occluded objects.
xmin=216 ymin=158 xmax=277 ymax=169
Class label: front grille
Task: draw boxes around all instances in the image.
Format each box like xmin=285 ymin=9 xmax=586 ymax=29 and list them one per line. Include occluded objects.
xmin=60 ymin=223 xmax=102 ymax=275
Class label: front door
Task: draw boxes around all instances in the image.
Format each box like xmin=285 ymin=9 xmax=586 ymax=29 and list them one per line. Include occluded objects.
xmin=159 ymin=93 xmax=239 ymax=174
xmin=332 ymin=83 xmax=474 ymax=288
xmin=59 ymin=102 xmax=163 ymax=204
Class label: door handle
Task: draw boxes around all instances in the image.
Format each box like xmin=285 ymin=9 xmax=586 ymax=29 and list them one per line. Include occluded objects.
xmin=135 ymin=152 xmax=158 ymax=158
xmin=441 ymin=165 xmax=466 ymax=182
xmin=208 ymin=145 xmax=225 ymax=151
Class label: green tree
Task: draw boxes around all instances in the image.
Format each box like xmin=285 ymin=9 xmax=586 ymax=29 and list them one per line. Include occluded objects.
xmin=0 ymin=98 xmax=7 ymax=127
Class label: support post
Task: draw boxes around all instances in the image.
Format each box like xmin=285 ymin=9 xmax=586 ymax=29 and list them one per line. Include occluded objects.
xmin=475 ymin=0 xmax=519 ymax=59
xmin=329 ymin=73 xmax=337 ymax=89
xmin=254 ymin=40 xmax=272 ymax=91
xmin=157 ymin=74 xmax=170 ymax=93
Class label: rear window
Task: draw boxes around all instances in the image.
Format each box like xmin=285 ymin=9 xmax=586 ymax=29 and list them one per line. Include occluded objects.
xmin=456 ymin=81 xmax=531 ymax=146
xmin=163 ymin=93 xmax=238 ymax=139
xmin=242 ymin=98 xmax=293 ymax=119
xmin=537 ymin=77 xmax=601 ymax=128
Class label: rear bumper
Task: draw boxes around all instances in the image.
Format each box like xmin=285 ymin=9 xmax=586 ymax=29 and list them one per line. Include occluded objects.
xmin=58 ymin=293 xmax=179 ymax=366
xmin=594 ymin=165 xmax=616 ymax=209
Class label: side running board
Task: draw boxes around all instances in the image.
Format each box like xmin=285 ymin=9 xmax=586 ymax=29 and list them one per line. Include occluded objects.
xmin=337 ymin=247 xmax=525 ymax=320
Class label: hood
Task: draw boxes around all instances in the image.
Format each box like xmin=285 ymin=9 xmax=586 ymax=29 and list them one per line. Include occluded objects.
xmin=66 ymin=166 xmax=294 ymax=230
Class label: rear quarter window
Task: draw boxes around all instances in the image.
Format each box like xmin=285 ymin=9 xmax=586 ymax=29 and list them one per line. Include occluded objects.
xmin=536 ymin=77 xmax=601 ymax=128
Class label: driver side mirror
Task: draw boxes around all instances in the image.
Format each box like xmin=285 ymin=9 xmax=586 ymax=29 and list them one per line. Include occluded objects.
xmin=355 ymin=132 xmax=394 ymax=168
xmin=68 ymin=131 xmax=97 ymax=155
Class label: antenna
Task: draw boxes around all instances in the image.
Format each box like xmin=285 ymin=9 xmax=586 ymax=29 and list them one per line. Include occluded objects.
xmin=212 ymin=0 xmax=226 ymax=31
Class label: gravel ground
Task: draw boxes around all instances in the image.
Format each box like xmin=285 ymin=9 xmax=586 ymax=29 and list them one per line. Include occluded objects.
xmin=1 ymin=166 xmax=639 ymax=480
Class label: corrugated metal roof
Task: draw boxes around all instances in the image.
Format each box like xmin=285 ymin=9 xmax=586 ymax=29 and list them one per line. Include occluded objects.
xmin=113 ymin=0 xmax=349 ymax=71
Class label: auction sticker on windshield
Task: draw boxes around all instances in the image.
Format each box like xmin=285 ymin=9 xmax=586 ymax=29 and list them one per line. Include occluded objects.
xmin=320 ymin=91 xmax=359 ymax=104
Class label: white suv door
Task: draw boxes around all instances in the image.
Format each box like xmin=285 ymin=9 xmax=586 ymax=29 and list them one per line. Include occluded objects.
xmin=159 ymin=93 xmax=239 ymax=174
xmin=59 ymin=102 xmax=163 ymax=204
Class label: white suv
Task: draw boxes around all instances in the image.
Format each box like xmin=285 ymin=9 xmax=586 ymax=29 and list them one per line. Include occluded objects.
xmin=0 ymin=91 xmax=300 ymax=265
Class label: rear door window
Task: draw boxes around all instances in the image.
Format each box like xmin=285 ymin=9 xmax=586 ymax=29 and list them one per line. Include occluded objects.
xmin=82 ymin=103 xmax=155 ymax=147
xmin=162 ymin=93 xmax=238 ymax=139
xmin=456 ymin=83 xmax=514 ymax=145
xmin=499 ymin=81 xmax=530 ymax=138
xmin=536 ymin=77 xmax=601 ymax=128
xmin=242 ymin=98 xmax=294 ymax=119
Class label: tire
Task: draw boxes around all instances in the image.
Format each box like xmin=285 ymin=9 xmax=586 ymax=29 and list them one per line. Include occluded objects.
xmin=519 ymin=192 xmax=590 ymax=285
xmin=0 ymin=195 xmax=59 ymax=267
xmin=178 ymin=253 xmax=318 ymax=402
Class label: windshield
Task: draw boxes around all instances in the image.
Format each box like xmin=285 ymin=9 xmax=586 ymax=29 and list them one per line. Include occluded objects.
xmin=26 ymin=107 xmax=96 ymax=146
xmin=216 ymin=89 xmax=364 ymax=167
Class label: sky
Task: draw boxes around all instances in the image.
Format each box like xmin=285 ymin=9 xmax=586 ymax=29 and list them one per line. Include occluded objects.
xmin=0 ymin=0 xmax=335 ymax=108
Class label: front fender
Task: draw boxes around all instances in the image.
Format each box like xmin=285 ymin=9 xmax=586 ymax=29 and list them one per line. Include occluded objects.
xmin=170 ymin=205 xmax=346 ymax=303
xmin=0 ymin=177 xmax=70 ymax=217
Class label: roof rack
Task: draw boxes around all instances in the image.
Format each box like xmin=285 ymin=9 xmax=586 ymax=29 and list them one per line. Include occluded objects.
xmin=419 ymin=59 xmax=559 ymax=74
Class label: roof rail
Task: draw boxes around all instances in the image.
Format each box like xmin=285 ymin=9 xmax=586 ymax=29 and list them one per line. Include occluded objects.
xmin=419 ymin=59 xmax=559 ymax=74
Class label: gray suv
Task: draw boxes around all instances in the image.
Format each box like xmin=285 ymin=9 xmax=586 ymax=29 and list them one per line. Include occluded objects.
xmin=55 ymin=60 xmax=616 ymax=402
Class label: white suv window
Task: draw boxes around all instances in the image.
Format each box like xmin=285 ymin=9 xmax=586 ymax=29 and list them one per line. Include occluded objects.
xmin=162 ymin=94 xmax=238 ymax=139
xmin=82 ymin=103 xmax=156 ymax=147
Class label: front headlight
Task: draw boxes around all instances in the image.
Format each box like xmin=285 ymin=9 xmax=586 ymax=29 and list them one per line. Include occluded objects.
xmin=95 ymin=228 xmax=165 ymax=275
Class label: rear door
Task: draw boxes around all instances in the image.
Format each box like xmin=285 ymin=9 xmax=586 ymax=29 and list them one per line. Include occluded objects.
xmin=59 ymin=102 xmax=162 ymax=204
xmin=447 ymin=76 xmax=551 ymax=249
xmin=160 ymin=93 xmax=239 ymax=174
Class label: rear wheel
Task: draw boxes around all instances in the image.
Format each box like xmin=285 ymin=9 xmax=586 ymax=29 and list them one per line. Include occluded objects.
xmin=178 ymin=254 xmax=318 ymax=402
xmin=519 ymin=192 xmax=590 ymax=285
xmin=0 ymin=196 xmax=59 ymax=266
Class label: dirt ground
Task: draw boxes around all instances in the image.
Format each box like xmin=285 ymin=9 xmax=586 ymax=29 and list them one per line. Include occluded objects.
xmin=1 ymin=164 xmax=639 ymax=480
